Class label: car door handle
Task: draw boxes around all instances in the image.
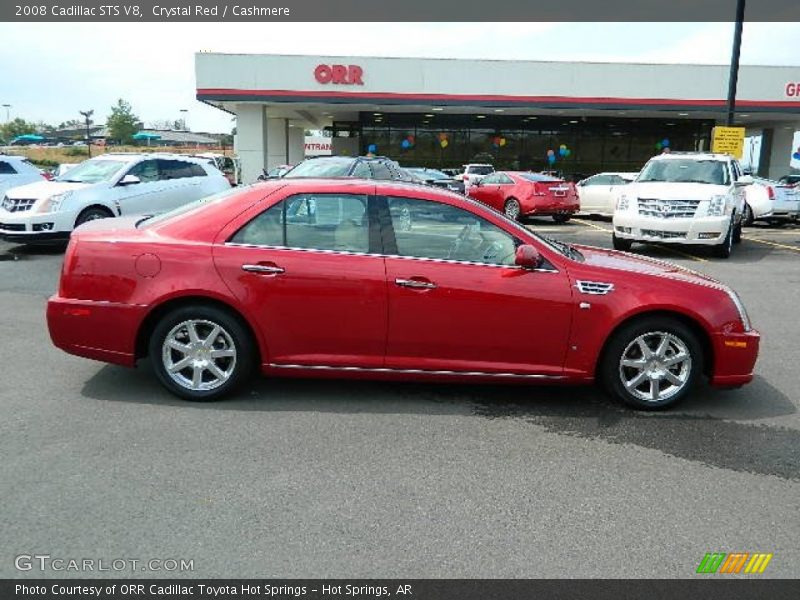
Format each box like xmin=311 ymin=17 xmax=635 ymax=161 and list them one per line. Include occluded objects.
xmin=242 ymin=263 xmax=285 ymax=275
xmin=395 ymin=278 xmax=437 ymax=290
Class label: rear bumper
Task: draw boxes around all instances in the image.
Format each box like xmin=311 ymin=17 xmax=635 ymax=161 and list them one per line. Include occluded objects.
xmin=709 ymin=329 xmax=760 ymax=387
xmin=521 ymin=197 xmax=580 ymax=215
xmin=47 ymin=295 xmax=146 ymax=367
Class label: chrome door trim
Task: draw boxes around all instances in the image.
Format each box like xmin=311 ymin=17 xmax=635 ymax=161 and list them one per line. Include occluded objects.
xmin=241 ymin=264 xmax=285 ymax=274
xmin=267 ymin=363 xmax=566 ymax=380
xmin=395 ymin=278 xmax=437 ymax=289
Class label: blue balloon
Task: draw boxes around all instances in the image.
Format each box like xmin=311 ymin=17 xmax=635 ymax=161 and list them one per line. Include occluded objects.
xmin=662 ymin=138 xmax=670 ymax=147
xmin=548 ymin=155 xmax=556 ymax=164
xmin=367 ymin=144 xmax=377 ymax=153
xmin=559 ymin=147 xmax=567 ymax=157
xmin=401 ymin=139 xmax=410 ymax=149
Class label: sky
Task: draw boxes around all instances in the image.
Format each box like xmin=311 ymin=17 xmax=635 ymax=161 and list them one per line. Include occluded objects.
xmin=1 ymin=22 xmax=799 ymax=133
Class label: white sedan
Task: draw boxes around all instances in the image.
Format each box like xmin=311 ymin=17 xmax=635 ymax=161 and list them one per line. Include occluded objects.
xmin=743 ymin=176 xmax=800 ymax=225
xmin=576 ymin=172 xmax=638 ymax=216
xmin=0 ymin=153 xmax=230 ymax=243
xmin=0 ymin=155 xmax=47 ymax=196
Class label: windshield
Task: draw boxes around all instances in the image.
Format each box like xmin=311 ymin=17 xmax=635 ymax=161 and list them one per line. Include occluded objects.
xmin=283 ymin=158 xmax=354 ymax=178
xmin=137 ymin=185 xmax=244 ymax=228
xmin=407 ymin=168 xmax=449 ymax=180
xmin=637 ymin=159 xmax=730 ymax=185
xmin=55 ymin=159 xmax=126 ymax=184
xmin=467 ymin=166 xmax=494 ymax=175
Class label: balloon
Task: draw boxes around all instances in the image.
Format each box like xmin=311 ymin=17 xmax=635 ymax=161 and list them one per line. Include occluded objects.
xmin=401 ymin=139 xmax=410 ymax=149
xmin=662 ymin=138 xmax=670 ymax=147
xmin=367 ymin=144 xmax=377 ymax=153
xmin=559 ymin=147 xmax=567 ymax=157
xmin=440 ymin=139 xmax=448 ymax=149
xmin=499 ymin=138 xmax=506 ymax=147
xmin=560 ymin=144 xmax=567 ymax=150
xmin=548 ymin=155 xmax=556 ymax=164
xmin=655 ymin=142 xmax=663 ymax=150
xmin=565 ymin=149 xmax=571 ymax=157
xmin=547 ymin=149 xmax=555 ymax=157
xmin=407 ymin=135 xmax=415 ymax=143
xmin=438 ymin=133 xmax=447 ymax=141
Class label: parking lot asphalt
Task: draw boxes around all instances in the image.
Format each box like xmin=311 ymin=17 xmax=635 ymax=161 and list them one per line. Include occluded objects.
xmin=1 ymin=219 xmax=799 ymax=578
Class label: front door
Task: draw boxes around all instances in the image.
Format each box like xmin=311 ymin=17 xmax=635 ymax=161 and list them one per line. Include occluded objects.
xmin=213 ymin=191 xmax=388 ymax=369
xmin=380 ymin=195 xmax=574 ymax=376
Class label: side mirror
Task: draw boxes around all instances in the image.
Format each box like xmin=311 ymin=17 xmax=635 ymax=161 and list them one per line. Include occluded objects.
xmin=736 ymin=175 xmax=754 ymax=186
xmin=118 ymin=174 xmax=141 ymax=186
xmin=515 ymin=244 xmax=542 ymax=269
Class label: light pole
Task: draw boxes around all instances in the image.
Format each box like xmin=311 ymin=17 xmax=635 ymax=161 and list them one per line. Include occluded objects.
xmin=726 ymin=0 xmax=746 ymax=127
xmin=2 ymin=104 xmax=10 ymax=122
xmin=79 ymin=109 xmax=94 ymax=157
xmin=179 ymin=109 xmax=189 ymax=131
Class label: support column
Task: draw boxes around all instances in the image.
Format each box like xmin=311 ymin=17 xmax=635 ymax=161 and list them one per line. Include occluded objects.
xmin=287 ymin=126 xmax=305 ymax=165
xmin=265 ymin=117 xmax=289 ymax=171
xmin=235 ymin=104 xmax=267 ymax=184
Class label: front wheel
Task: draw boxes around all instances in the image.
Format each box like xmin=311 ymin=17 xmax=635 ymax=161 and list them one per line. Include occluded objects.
xmin=600 ymin=317 xmax=702 ymax=410
xmin=149 ymin=305 xmax=255 ymax=401
xmin=713 ymin=217 xmax=734 ymax=258
xmin=75 ymin=206 xmax=113 ymax=228
xmin=612 ymin=233 xmax=633 ymax=251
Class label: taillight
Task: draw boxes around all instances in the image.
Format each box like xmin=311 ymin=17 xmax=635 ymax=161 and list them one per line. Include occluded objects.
xmin=767 ymin=186 xmax=775 ymax=200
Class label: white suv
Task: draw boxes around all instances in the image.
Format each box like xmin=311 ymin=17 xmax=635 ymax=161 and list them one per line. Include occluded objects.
xmin=460 ymin=163 xmax=495 ymax=188
xmin=0 ymin=153 xmax=230 ymax=243
xmin=612 ymin=153 xmax=749 ymax=258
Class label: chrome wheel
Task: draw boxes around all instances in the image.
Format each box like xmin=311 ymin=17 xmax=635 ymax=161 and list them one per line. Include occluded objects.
xmin=618 ymin=331 xmax=692 ymax=403
xmin=161 ymin=319 xmax=237 ymax=392
xmin=504 ymin=199 xmax=521 ymax=220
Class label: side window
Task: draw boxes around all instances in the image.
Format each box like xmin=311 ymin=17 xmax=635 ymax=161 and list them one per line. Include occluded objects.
xmin=387 ymin=197 xmax=518 ymax=266
xmin=498 ymin=173 xmax=514 ymax=184
xmin=480 ymin=173 xmax=499 ymax=185
xmin=231 ymin=194 xmax=370 ymax=253
xmin=157 ymin=159 xmax=197 ymax=180
xmin=0 ymin=161 xmax=17 ymax=175
xmin=731 ymin=161 xmax=741 ymax=181
xmin=586 ymin=175 xmax=609 ymax=186
xmin=127 ymin=160 xmax=159 ymax=183
xmin=190 ymin=163 xmax=207 ymax=177
xmin=351 ymin=161 xmax=372 ymax=178
xmin=369 ymin=162 xmax=393 ymax=180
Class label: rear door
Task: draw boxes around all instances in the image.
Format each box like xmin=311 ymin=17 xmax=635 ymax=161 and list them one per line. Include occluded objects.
xmin=468 ymin=172 xmax=504 ymax=211
xmin=213 ymin=189 xmax=388 ymax=369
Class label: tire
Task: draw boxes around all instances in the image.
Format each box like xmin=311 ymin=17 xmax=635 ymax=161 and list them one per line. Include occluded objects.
xmin=742 ymin=203 xmax=754 ymax=227
xmin=733 ymin=220 xmax=742 ymax=244
xmin=75 ymin=206 xmax=114 ymax=228
xmin=148 ymin=304 xmax=255 ymax=401
xmin=600 ymin=316 xmax=703 ymax=410
xmin=713 ymin=217 xmax=734 ymax=258
xmin=552 ymin=214 xmax=571 ymax=224
xmin=504 ymin=198 xmax=521 ymax=221
xmin=612 ymin=233 xmax=633 ymax=251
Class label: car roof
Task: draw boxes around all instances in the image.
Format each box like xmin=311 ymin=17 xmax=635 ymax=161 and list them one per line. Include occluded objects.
xmin=90 ymin=152 xmax=207 ymax=164
xmin=649 ymin=152 xmax=733 ymax=161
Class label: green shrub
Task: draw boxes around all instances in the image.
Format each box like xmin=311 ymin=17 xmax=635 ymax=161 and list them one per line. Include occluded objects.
xmin=64 ymin=146 xmax=89 ymax=157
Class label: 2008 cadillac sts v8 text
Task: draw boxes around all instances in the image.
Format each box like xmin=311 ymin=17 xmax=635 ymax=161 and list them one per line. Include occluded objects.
xmin=47 ymin=179 xmax=759 ymax=410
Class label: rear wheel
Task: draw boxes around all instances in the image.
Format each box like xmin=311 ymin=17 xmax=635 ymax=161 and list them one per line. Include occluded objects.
xmin=600 ymin=317 xmax=702 ymax=410
xmin=149 ymin=305 xmax=255 ymax=401
xmin=75 ymin=206 xmax=114 ymax=227
xmin=552 ymin=213 xmax=571 ymax=224
xmin=504 ymin=198 xmax=521 ymax=221
xmin=742 ymin=203 xmax=754 ymax=226
xmin=612 ymin=233 xmax=633 ymax=251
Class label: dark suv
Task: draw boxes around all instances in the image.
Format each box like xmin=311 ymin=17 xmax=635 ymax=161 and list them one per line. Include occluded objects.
xmin=283 ymin=156 xmax=416 ymax=181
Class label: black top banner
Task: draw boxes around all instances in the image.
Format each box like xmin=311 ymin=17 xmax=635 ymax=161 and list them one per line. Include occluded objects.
xmin=3 ymin=579 xmax=800 ymax=600
xmin=3 ymin=0 xmax=800 ymax=22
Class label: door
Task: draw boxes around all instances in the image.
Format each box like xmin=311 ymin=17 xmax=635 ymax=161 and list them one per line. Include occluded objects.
xmin=468 ymin=172 xmax=504 ymax=211
xmin=381 ymin=195 xmax=574 ymax=376
xmin=156 ymin=158 xmax=206 ymax=209
xmin=113 ymin=159 xmax=166 ymax=216
xmin=213 ymin=192 xmax=388 ymax=369
xmin=578 ymin=174 xmax=611 ymax=213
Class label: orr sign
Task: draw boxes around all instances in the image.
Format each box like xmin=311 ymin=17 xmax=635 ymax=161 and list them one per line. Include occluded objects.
xmin=314 ymin=64 xmax=364 ymax=86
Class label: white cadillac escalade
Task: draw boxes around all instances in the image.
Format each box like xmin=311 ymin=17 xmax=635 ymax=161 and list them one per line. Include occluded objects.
xmin=612 ymin=152 xmax=750 ymax=258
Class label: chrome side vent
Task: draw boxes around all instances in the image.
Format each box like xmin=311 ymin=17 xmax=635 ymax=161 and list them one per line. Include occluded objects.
xmin=576 ymin=280 xmax=615 ymax=295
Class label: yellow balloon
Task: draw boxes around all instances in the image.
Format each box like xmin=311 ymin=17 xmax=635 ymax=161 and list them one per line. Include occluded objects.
xmin=499 ymin=138 xmax=506 ymax=147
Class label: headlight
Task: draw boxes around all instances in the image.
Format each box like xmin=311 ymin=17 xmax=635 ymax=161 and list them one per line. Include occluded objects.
xmin=707 ymin=195 xmax=727 ymax=217
xmin=726 ymin=288 xmax=751 ymax=332
xmin=617 ymin=194 xmax=630 ymax=211
xmin=36 ymin=192 xmax=71 ymax=214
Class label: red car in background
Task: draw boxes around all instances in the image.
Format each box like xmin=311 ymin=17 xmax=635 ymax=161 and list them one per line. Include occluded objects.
xmin=47 ymin=178 xmax=758 ymax=410
xmin=468 ymin=171 xmax=579 ymax=223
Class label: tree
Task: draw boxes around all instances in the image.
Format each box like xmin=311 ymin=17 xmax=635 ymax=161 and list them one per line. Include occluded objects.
xmin=106 ymin=99 xmax=139 ymax=144
xmin=0 ymin=118 xmax=36 ymax=143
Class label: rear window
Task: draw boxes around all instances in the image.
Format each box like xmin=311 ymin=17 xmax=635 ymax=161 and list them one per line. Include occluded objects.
xmin=519 ymin=173 xmax=561 ymax=183
xmin=284 ymin=158 xmax=354 ymax=178
xmin=0 ymin=161 xmax=17 ymax=175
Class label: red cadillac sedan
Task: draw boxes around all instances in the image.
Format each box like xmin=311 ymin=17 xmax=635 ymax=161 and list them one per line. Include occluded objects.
xmin=47 ymin=178 xmax=759 ymax=410
xmin=468 ymin=171 xmax=580 ymax=222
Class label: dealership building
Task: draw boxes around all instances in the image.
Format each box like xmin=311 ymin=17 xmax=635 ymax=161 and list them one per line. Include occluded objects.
xmin=195 ymin=53 xmax=800 ymax=183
